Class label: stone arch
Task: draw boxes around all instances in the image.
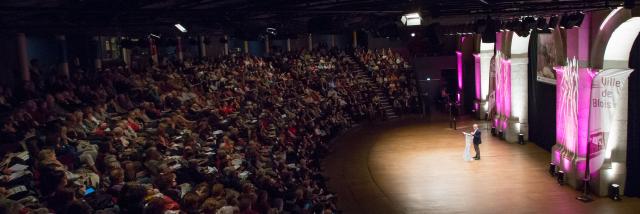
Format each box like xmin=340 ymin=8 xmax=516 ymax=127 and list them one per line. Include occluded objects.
xmin=590 ymin=7 xmax=633 ymax=69
xmin=603 ymin=17 xmax=640 ymax=69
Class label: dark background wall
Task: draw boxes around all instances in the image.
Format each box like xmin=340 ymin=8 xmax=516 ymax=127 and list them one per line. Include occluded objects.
xmin=412 ymin=56 xmax=457 ymax=108
xmin=27 ymin=36 xmax=61 ymax=71
xmin=0 ymin=35 xmax=18 ymax=87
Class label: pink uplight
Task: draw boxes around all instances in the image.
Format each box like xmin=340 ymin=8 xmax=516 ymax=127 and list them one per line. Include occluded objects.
xmin=474 ymin=54 xmax=481 ymax=100
xmin=563 ymin=157 xmax=573 ymax=172
xmin=555 ymin=62 xmax=596 ymax=177
xmin=577 ymin=68 xmax=595 ymax=159
xmin=495 ymin=58 xmax=512 ymax=130
xmin=456 ymin=51 xmax=463 ymax=93
xmin=501 ymin=59 xmax=511 ymax=118
xmin=553 ymin=150 xmax=562 ymax=165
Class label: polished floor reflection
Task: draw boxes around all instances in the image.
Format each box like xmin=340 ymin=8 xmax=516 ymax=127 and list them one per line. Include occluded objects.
xmin=323 ymin=116 xmax=640 ymax=214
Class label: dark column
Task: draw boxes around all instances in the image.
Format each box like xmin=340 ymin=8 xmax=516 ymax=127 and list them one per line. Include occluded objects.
xmin=17 ymin=33 xmax=30 ymax=81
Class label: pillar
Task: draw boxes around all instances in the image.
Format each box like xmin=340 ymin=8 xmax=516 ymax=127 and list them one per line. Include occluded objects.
xmin=16 ymin=33 xmax=30 ymax=81
xmin=308 ymin=34 xmax=313 ymax=50
xmin=121 ymin=37 xmax=132 ymax=69
xmin=506 ymin=56 xmax=529 ymax=143
xmin=223 ymin=35 xmax=229 ymax=55
xmin=286 ymin=39 xmax=291 ymax=52
xmin=331 ymin=34 xmax=336 ymax=47
xmin=149 ymin=37 xmax=158 ymax=65
xmin=92 ymin=36 xmax=102 ymax=70
xmin=176 ymin=36 xmax=184 ymax=62
xmin=265 ymin=35 xmax=270 ymax=55
xmin=352 ymin=30 xmax=358 ymax=48
xmin=55 ymin=35 xmax=70 ymax=77
xmin=121 ymin=48 xmax=130 ymax=68
xmin=244 ymin=40 xmax=249 ymax=54
xmin=199 ymin=36 xmax=207 ymax=58
xmin=477 ymin=43 xmax=494 ymax=119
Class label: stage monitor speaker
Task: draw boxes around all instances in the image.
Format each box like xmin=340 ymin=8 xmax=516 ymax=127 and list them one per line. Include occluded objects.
xmin=482 ymin=32 xmax=496 ymax=43
xmin=625 ymin=0 xmax=635 ymax=9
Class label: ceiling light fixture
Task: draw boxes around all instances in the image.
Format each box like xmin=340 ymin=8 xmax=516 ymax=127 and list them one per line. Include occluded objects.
xmin=548 ymin=16 xmax=559 ymax=30
xmin=174 ymin=24 xmax=187 ymax=33
xmin=401 ymin=12 xmax=422 ymax=26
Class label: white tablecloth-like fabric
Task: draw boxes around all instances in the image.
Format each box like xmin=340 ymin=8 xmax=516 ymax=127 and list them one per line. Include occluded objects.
xmin=463 ymin=133 xmax=473 ymax=162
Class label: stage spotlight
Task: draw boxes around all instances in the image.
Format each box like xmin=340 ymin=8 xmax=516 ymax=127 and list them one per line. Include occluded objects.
xmin=474 ymin=19 xmax=487 ymax=34
xmin=523 ymin=17 xmax=536 ymax=30
xmin=401 ymin=12 xmax=422 ymax=26
xmin=411 ymin=32 xmax=416 ymax=37
xmin=515 ymin=25 xmax=531 ymax=37
xmin=482 ymin=17 xmax=498 ymax=40
xmin=549 ymin=163 xmax=557 ymax=176
xmin=557 ymin=171 xmax=565 ymax=185
xmin=426 ymin=77 xmax=431 ymax=81
xmin=574 ymin=12 xmax=585 ymax=27
xmin=174 ymin=24 xmax=187 ymax=33
xmin=518 ymin=133 xmax=525 ymax=145
xmin=609 ymin=184 xmax=622 ymax=201
xmin=536 ymin=17 xmax=548 ymax=30
xmin=548 ymin=16 xmax=559 ymax=30
xmin=505 ymin=20 xmax=516 ymax=31
xmin=266 ymin=27 xmax=277 ymax=35
xmin=496 ymin=20 xmax=505 ymax=31
xmin=559 ymin=14 xmax=571 ymax=29
xmin=482 ymin=20 xmax=497 ymax=43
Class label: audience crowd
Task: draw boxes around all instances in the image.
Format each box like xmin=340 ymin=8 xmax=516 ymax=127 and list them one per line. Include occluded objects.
xmin=356 ymin=49 xmax=420 ymax=116
xmin=0 ymin=48 xmax=416 ymax=214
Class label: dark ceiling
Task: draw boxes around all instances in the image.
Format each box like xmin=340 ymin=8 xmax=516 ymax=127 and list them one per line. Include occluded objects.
xmin=0 ymin=0 xmax=626 ymax=35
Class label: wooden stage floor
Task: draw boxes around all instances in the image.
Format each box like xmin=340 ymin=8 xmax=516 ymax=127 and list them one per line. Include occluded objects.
xmin=323 ymin=116 xmax=640 ymax=214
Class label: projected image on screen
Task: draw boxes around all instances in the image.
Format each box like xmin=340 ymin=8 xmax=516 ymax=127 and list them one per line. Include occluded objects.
xmin=536 ymin=34 xmax=558 ymax=85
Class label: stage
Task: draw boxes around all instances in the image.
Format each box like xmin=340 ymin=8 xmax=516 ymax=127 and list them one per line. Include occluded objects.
xmin=323 ymin=116 xmax=640 ymax=214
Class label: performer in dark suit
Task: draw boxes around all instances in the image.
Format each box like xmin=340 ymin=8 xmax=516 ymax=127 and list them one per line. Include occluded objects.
xmin=472 ymin=124 xmax=482 ymax=160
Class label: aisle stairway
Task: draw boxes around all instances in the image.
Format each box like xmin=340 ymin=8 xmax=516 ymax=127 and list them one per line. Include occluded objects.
xmin=346 ymin=55 xmax=399 ymax=119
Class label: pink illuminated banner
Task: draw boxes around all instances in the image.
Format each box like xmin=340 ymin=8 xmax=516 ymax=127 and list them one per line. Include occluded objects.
xmin=588 ymin=69 xmax=633 ymax=172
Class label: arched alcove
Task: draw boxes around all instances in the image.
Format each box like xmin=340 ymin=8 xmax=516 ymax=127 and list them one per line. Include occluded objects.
xmin=505 ymin=32 xmax=530 ymax=142
xmin=590 ymin=7 xmax=633 ymax=69
xmin=475 ymin=39 xmax=495 ymax=118
xmin=588 ymin=14 xmax=640 ymax=197
xmin=479 ymin=40 xmax=495 ymax=100
xmin=603 ymin=17 xmax=640 ymax=69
